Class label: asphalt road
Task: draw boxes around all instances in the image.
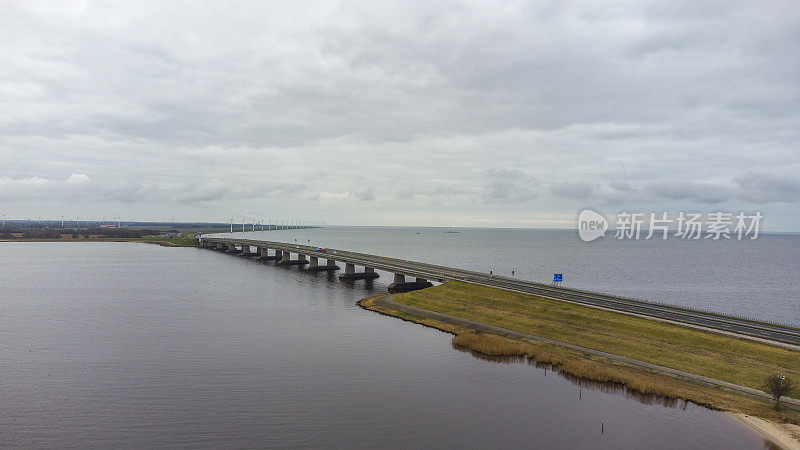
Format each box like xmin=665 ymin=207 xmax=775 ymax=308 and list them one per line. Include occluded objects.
xmin=201 ymin=236 xmax=800 ymax=347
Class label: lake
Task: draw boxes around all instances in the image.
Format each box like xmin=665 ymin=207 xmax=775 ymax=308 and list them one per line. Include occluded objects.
xmin=0 ymin=240 xmax=771 ymax=448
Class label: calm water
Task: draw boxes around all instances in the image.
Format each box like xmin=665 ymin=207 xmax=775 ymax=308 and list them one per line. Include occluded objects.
xmin=226 ymin=227 xmax=800 ymax=326
xmin=0 ymin=242 xmax=770 ymax=448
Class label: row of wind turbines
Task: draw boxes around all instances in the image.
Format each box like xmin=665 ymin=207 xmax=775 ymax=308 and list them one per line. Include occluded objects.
xmin=229 ymin=218 xmax=324 ymax=232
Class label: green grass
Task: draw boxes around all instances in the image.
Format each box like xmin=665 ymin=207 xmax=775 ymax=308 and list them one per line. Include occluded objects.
xmin=396 ymin=281 xmax=800 ymax=398
xmin=138 ymin=234 xmax=197 ymax=246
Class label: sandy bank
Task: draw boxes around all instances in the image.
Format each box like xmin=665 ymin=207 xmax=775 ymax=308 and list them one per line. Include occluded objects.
xmin=732 ymin=413 xmax=800 ymax=449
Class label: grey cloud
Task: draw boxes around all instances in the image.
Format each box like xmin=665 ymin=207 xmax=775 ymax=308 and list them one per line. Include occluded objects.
xmin=178 ymin=180 xmax=232 ymax=203
xmin=0 ymin=174 xmax=94 ymax=202
xmin=550 ymin=182 xmax=593 ymax=200
xmin=396 ymin=184 xmax=478 ymax=206
xmin=5 ymin=1 xmax=798 ymax=148
xmin=735 ymin=172 xmax=800 ymax=203
xmin=350 ymin=188 xmax=375 ymax=201
xmin=397 ymin=190 xmax=416 ymax=200
xmin=609 ymin=181 xmax=636 ymax=193
xmin=649 ymin=181 xmax=736 ymax=204
xmin=0 ymin=174 xmax=303 ymax=205
xmin=484 ymin=169 xmax=536 ymax=203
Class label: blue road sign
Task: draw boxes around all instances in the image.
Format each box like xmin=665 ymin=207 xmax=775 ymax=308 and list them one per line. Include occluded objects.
xmin=553 ymin=273 xmax=562 ymax=283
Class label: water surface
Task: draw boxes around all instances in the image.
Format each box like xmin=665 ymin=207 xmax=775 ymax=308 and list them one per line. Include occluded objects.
xmin=0 ymin=242 xmax=770 ymax=448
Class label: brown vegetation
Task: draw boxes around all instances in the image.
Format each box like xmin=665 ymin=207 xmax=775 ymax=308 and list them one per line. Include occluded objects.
xmin=454 ymin=330 xmax=700 ymax=400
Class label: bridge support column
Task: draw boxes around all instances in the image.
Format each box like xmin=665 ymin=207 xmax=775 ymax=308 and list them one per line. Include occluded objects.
xmin=215 ymin=242 xmax=226 ymax=250
xmin=338 ymin=264 xmax=379 ymax=280
xmin=225 ymin=243 xmax=241 ymax=253
xmin=305 ymin=256 xmax=339 ymax=271
xmin=278 ymin=251 xmax=309 ymax=266
xmin=388 ymin=274 xmax=433 ymax=293
xmin=240 ymin=244 xmax=253 ymax=256
xmin=257 ymin=247 xmax=282 ymax=261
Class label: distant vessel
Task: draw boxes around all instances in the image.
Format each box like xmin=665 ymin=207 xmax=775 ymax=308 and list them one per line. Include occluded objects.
xmin=444 ymin=230 xmax=460 ymax=234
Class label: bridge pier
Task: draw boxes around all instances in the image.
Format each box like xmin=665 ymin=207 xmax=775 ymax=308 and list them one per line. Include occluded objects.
xmin=239 ymin=244 xmax=254 ymax=256
xmin=278 ymin=251 xmax=309 ymax=266
xmin=214 ymin=242 xmax=226 ymax=251
xmin=257 ymin=247 xmax=282 ymax=261
xmin=305 ymin=256 xmax=340 ymax=271
xmin=225 ymin=243 xmax=241 ymax=253
xmin=388 ymin=274 xmax=433 ymax=293
xmin=338 ymin=263 xmax=379 ymax=280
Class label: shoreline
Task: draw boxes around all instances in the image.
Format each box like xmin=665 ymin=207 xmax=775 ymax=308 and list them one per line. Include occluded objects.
xmin=358 ymin=293 xmax=800 ymax=449
xmin=0 ymin=238 xmax=196 ymax=247
xmin=731 ymin=413 xmax=800 ymax=450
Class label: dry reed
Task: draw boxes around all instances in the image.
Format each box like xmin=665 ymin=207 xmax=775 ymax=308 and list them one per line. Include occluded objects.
xmin=455 ymin=330 xmax=717 ymax=402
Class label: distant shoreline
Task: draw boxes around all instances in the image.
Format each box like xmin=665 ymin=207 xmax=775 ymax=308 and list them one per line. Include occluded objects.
xmin=0 ymin=238 xmax=196 ymax=247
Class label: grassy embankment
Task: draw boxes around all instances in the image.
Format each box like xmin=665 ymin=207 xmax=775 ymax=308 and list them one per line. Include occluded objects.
xmin=359 ymin=281 xmax=800 ymax=424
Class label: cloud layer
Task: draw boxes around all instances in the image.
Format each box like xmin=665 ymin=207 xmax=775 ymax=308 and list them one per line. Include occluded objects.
xmin=1 ymin=1 xmax=799 ymax=229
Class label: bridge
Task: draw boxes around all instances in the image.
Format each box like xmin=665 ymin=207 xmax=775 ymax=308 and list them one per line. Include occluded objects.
xmin=198 ymin=235 xmax=800 ymax=348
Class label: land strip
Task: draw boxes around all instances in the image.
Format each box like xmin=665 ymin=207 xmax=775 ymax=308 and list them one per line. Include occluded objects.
xmin=0 ymin=234 xmax=199 ymax=247
xmin=370 ymin=293 xmax=799 ymax=410
xmin=389 ymin=282 xmax=800 ymax=400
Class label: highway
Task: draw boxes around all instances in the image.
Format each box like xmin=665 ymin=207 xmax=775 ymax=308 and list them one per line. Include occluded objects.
xmin=201 ymin=236 xmax=800 ymax=347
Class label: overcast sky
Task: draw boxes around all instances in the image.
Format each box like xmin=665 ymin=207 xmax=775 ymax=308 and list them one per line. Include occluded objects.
xmin=2 ymin=1 xmax=799 ymax=229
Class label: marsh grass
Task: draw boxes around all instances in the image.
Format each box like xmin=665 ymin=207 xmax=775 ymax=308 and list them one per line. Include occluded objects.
xmin=454 ymin=330 xmax=688 ymax=400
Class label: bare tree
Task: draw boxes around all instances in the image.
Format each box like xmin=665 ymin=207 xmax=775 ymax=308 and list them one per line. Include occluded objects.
xmin=763 ymin=374 xmax=794 ymax=410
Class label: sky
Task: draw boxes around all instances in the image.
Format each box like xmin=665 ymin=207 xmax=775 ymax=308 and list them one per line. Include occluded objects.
xmin=1 ymin=1 xmax=799 ymax=230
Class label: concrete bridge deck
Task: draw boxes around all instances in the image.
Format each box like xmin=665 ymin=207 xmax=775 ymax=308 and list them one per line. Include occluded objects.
xmin=199 ymin=236 xmax=800 ymax=348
